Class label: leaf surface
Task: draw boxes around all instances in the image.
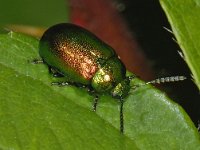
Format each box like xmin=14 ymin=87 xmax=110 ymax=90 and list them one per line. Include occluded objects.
xmin=0 ymin=32 xmax=199 ymax=149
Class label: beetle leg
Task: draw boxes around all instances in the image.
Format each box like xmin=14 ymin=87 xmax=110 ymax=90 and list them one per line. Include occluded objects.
xmin=52 ymin=73 xmax=64 ymax=77
xmin=31 ymin=58 xmax=44 ymax=64
xmin=51 ymin=81 xmax=69 ymax=86
xmin=127 ymin=75 xmax=137 ymax=81
xmin=48 ymin=67 xmax=64 ymax=78
xmin=119 ymin=98 xmax=124 ymax=133
xmin=85 ymin=87 xmax=99 ymax=111
xmin=93 ymin=95 xmax=99 ymax=112
xmin=51 ymin=81 xmax=86 ymax=88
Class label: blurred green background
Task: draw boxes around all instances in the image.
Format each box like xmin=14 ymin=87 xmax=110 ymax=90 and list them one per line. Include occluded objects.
xmin=0 ymin=0 xmax=68 ymax=27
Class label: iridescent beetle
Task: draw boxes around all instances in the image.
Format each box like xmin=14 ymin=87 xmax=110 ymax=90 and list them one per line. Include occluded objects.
xmin=33 ymin=23 xmax=186 ymax=133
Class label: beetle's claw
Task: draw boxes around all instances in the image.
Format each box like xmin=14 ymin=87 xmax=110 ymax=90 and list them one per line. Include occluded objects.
xmin=92 ymin=96 xmax=99 ymax=112
xmin=30 ymin=59 xmax=44 ymax=64
xmin=51 ymin=82 xmax=69 ymax=86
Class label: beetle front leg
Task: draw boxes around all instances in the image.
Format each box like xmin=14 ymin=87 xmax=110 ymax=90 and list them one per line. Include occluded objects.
xmin=51 ymin=81 xmax=88 ymax=89
xmin=85 ymin=87 xmax=99 ymax=112
xmin=31 ymin=58 xmax=44 ymax=64
xmin=92 ymin=95 xmax=99 ymax=112
xmin=48 ymin=67 xmax=64 ymax=78
xmin=119 ymin=98 xmax=124 ymax=134
xmin=51 ymin=81 xmax=69 ymax=86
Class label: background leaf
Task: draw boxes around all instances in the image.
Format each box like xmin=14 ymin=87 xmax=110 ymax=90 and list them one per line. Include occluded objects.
xmin=160 ymin=0 xmax=200 ymax=90
xmin=0 ymin=31 xmax=200 ymax=149
xmin=0 ymin=0 xmax=68 ymax=27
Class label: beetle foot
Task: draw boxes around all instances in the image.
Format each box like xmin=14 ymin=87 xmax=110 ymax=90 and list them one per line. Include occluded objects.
xmin=51 ymin=82 xmax=69 ymax=86
xmin=127 ymin=75 xmax=137 ymax=81
xmin=119 ymin=98 xmax=124 ymax=134
xmin=48 ymin=67 xmax=64 ymax=78
xmin=30 ymin=58 xmax=44 ymax=64
xmin=52 ymin=73 xmax=64 ymax=78
xmin=92 ymin=96 xmax=99 ymax=112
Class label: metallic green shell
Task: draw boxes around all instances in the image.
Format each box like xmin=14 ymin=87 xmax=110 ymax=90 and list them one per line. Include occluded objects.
xmin=39 ymin=23 xmax=127 ymax=95
xmin=39 ymin=23 xmax=116 ymax=85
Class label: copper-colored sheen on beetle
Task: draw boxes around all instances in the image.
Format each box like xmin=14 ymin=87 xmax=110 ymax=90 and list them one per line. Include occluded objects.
xmin=55 ymin=38 xmax=98 ymax=80
xmin=39 ymin=23 xmax=128 ymax=95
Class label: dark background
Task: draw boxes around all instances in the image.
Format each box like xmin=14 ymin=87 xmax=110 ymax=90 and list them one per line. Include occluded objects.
xmin=121 ymin=0 xmax=200 ymax=127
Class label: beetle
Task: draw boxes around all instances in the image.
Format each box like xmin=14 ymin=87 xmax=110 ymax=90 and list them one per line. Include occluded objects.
xmin=34 ymin=23 xmax=186 ymax=133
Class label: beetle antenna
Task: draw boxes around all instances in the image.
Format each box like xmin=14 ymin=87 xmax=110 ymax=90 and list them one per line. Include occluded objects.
xmin=146 ymin=76 xmax=187 ymax=85
xmin=132 ymin=76 xmax=187 ymax=90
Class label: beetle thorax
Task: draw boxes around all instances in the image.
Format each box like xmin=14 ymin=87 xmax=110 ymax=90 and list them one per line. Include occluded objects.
xmin=91 ymin=57 xmax=126 ymax=93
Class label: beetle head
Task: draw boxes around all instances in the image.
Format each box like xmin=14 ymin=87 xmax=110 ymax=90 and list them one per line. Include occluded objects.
xmin=111 ymin=77 xmax=131 ymax=99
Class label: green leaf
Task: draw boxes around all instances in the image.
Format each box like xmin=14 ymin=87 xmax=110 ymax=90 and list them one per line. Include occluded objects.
xmin=160 ymin=0 xmax=200 ymax=91
xmin=0 ymin=31 xmax=200 ymax=149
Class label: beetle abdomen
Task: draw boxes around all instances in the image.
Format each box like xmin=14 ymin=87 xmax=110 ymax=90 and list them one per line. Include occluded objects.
xmin=39 ymin=23 xmax=117 ymax=84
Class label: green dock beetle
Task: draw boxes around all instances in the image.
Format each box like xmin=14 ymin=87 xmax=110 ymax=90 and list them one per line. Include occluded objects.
xmin=34 ymin=23 xmax=186 ymax=133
